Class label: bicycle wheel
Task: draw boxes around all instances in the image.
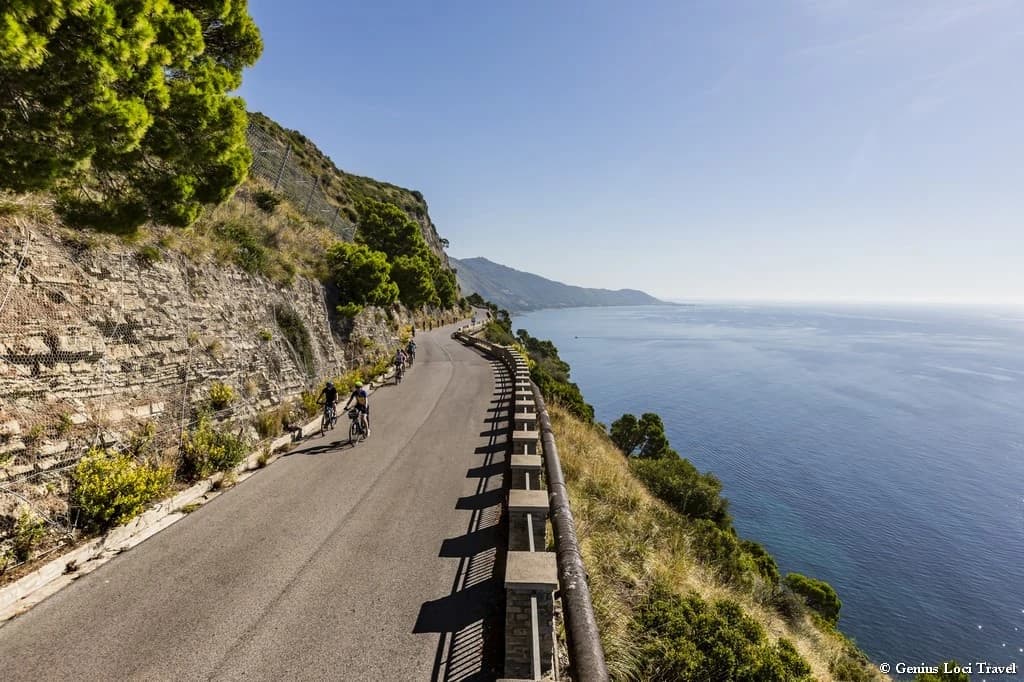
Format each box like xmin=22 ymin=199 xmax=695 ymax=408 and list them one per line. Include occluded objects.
xmin=349 ymin=418 xmax=358 ymax=444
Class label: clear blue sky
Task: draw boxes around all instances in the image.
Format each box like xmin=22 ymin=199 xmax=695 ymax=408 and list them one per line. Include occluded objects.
xmin=238 ymin=0 xmax=1023 ymax=304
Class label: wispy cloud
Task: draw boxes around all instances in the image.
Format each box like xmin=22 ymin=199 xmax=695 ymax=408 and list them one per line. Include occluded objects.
xmin=792 ymin=0 xmax=1015 ymax=58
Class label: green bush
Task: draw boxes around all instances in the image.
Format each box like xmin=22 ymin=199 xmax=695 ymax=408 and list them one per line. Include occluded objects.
xmin=632 ymin=582 xmax=813 ymax=681
xmin=136 ymin=245 xmax=162 ymax=266
xmin=71 ymin=448 xmax=172 ymax=530
xmin=253 ymin=408 xmax=283 ymax=439
xmin=300 ymin=389 xmax=320 ymax=418
xmin=688 ymin=519 xmax=750 ymax=585
xmin=180 ymin=415 xmax=250 ymax=481
xmin=740 ymin=539 xmax=780 ymax=585
xmin=630 ymin=457 xmax=731 ymax=528
xmin=253 ymin=190 xmax=282 ymax=213
xmin=784 ymin=573 xmax=842 ymax=625
xmin=214 ymin=218 xmax=269 ymax=275
xmin=208 ymin=382 xmax=236 ymax=410
xmin=258 ymin=328 xmax=273 ymax=342
xmin=13 ymin=508 xmax=46 ymax=561
xmin=336 ymin=302 xmax=362 ymax=319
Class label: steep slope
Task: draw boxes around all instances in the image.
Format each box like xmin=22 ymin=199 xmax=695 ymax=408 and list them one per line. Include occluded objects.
xmin=451 ymin=256 xmax=662 ymax=312
xmin=247 ymin=112 xmax=450 ymax=266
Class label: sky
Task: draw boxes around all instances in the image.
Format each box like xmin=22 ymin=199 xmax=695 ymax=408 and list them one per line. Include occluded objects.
xmin=238 ymin=0 xmax=1024 ymax=304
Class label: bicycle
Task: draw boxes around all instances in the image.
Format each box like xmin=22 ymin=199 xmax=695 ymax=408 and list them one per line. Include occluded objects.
xmin=320 ymin=401 xmax=337 ymax=436
xmin=348 ymin=407 xmax=368 ymax=444
xmin=395 ymin=362 xmax=405 ymax=385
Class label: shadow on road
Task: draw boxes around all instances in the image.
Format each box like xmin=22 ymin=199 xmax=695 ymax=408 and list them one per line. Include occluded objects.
xmin=285 ymin=439 xmax=349 ymax=457
xmin=417 ymin=355 xmax=509 ymax=682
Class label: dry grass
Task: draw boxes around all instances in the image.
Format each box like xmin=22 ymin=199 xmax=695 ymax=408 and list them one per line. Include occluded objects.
xmin=548 ymin=403 xmax=885 ymax=682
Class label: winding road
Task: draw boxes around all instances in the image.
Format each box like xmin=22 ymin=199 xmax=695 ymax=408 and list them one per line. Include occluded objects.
xmin=2 ymin=319 xmax=510 ymax=681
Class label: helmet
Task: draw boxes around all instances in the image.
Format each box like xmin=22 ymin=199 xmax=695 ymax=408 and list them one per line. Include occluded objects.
xmin=326 ymin=381 xmax=334 ymax=388
xmin=355 ymin=381 xmax=363 ymax=388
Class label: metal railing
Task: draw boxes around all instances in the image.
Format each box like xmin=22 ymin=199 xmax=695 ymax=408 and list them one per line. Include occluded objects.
xmin=453 ymin=329 xmax=609 ymax=681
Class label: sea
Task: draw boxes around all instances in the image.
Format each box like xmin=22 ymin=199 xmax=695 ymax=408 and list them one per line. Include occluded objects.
xmin=514 ymin=303 xmax=1024 ymax=676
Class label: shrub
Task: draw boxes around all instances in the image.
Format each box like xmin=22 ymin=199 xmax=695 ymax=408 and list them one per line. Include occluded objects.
xmin=688 ymin=519 xmax=750 ymax=585
xmin=336 ymin=302 xmax=362 ymax=319
xmin=253 ymin=409 xmax=283 ymax=439
xmin=632 ymin=582 xmax=813 ymax=681
xmin=13 ymin=508 xmax=46 ymax=561
xmin=253 ymin=190 xmax=282 ymax=213
xmin=71 ymin=448 xmax=172 ymax=530
xmin=136 ymin=245 xmax=162 ymax=266
xmin=258 ymin=328 xmax=273 ymax=342
xmin=180 ymin=415 xmax=249 ymax=481
xmin=741 ymin=539 xmax=780 ymax=585
xmin=784 ymin=573 xmax=842 ymax=625
xmin=300 ymin=389 xmax=320 ymax=418
xmin=630 ymin=456 xmax=731 ymax=528
xmin=214 ymin=218 xmax=270 ymax=275
xmin=208 ymin=382 xmax=235 ymax=410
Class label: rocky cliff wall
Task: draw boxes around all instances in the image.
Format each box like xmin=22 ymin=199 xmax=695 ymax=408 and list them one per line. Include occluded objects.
xmin=0 ymin=220 xmax=413 ymax=485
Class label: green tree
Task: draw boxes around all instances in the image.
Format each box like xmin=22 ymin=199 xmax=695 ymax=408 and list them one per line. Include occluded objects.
xmin=354 ymin=198 xmax=425 ymax=260
xmin=326 ymin=241 xmax=399 ymax=308
xmin=0 ymin=1 xmax=262 ymax=232
xmin=431 ymin=257 xmax=459 ymax=307
xmin=391 ymin=254 xmax=438 ymax=308
xmin=783 ymin=573 xmax=842 ymax=625
xmin=609 ymin=412 xmax=672 ymax=459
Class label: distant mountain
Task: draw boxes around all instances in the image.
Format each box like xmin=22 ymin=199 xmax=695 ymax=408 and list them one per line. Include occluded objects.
xmin=451 ymin=257 xmax=664 ymax=313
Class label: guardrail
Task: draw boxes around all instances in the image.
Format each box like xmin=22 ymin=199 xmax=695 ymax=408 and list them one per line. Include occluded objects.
xmin=452 ymin=330 xmax=609 ymax=682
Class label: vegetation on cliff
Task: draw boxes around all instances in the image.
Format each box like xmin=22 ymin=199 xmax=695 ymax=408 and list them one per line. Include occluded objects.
xmin=0 ymin=1 xmax=262 ymax=233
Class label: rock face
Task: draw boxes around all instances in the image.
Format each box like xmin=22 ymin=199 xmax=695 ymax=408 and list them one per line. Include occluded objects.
xmin=0 ymin=224 xmax=409 ymax=482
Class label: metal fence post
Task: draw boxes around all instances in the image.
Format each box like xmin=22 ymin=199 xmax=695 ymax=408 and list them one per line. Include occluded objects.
xmin=272 ymin=145 xmax=290 ymax=191
xmin=304 ymin=176 xmax=318 ymax=213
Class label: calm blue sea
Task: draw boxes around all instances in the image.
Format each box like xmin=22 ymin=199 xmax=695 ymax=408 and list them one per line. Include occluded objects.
xmin=515 ymin=303 xmax=1024 ymax=674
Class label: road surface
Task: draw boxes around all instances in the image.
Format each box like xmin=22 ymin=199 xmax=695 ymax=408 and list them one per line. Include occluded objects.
xmin=2 ymin=319 xmax=510 ymax=681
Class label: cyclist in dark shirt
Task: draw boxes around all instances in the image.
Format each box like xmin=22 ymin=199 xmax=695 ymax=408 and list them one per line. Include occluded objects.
xmin=318 ymin=381 xmax=339 ymax=428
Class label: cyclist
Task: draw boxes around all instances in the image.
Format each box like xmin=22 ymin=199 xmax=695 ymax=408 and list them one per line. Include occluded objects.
xmin=406 ymin=339 xmax=417 ymax=366
xmin=394 ymin=348 xmax=407 ymax=383
xmin=343 ymin=380 xmax=370 ymax=436
xmin=318 ymin=381 xmax=339 ymax=431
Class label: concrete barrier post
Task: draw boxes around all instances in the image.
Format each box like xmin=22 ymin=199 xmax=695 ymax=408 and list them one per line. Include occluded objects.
xmin=505 ymin=552 xmax=558 ymax=679
xmin=508 ymin=489 xmax=548 ymax=551
xmin=510 ymin=454 xmax=543 ymax=490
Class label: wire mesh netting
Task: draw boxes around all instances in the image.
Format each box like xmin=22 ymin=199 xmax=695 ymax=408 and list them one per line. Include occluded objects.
xmin=245 ymin=123 xmax=356 ymax=242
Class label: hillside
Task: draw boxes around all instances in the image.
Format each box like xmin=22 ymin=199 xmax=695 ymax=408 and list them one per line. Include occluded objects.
xmin=451 ymin=256 xmax=663 ymax=312
xmin=247 ymin=112 xmax=450 ymax=265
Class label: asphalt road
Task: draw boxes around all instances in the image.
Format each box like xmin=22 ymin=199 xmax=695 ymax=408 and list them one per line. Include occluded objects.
xmin=2 ymin=319 xmax=510 ymax=681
